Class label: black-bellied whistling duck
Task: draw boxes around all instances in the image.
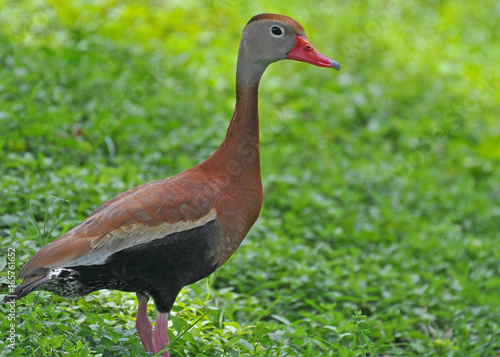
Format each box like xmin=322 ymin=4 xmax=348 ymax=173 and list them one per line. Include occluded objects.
xmin=4 ymin=14 xmax=339 ymax=356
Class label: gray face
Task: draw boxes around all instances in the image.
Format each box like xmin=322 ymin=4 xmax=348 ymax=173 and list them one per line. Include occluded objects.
xmin=240 ymin=19 xmax=297 ymax=66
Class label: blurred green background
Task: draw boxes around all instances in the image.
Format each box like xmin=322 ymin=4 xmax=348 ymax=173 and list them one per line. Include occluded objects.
xmin=0 ymin=0 xmax=499 ymax=356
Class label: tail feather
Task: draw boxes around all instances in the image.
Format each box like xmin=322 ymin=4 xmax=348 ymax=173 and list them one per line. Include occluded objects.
xmin=3 ymin=275 xmax=50 ymax=303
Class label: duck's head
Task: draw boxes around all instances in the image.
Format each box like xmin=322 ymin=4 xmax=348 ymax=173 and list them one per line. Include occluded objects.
xmin=237 ymin=13 xmax=340 ymax=86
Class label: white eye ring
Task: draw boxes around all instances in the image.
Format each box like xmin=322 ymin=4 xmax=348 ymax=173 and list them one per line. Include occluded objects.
xmin=270 ymin=25 xmax=284 ymax=38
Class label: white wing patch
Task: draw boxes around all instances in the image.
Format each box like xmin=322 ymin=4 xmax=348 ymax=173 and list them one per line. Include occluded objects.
xmin=66 ymin=209 xmax=218 ymax=267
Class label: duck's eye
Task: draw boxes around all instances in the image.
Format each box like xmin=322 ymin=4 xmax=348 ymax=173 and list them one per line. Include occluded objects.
xmin=270 ymin=25 xmax=284 ymax=38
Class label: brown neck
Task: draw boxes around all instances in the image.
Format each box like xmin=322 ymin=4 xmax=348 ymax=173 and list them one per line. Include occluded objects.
xmin=203 ymin=84 xmax=261 ymax=178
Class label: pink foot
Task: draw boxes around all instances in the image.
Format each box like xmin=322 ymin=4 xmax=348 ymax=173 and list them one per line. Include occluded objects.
xmin=136 ymin=293 xmax=155 ymax=353
xmin=154 ymin=312 xmax=170 ymax=357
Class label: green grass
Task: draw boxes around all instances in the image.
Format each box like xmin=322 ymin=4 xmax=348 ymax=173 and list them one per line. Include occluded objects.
xmin=1 ymin=0 xmax=499 ymax=356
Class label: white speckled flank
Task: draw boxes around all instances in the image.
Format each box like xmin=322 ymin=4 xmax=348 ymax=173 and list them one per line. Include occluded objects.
xmin=41 ymin=267 xmax=85 ymax=298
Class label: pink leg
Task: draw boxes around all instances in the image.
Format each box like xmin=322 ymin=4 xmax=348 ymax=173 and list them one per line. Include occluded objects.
xmin=153 ymin=312 xmax=170 ymax=357
xmin=136 ymin=293 xmax=155 ymax=353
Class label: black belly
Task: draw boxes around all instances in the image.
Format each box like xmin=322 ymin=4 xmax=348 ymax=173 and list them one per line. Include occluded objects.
xmin=59 ymin=219 xmax=223 ymax=312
